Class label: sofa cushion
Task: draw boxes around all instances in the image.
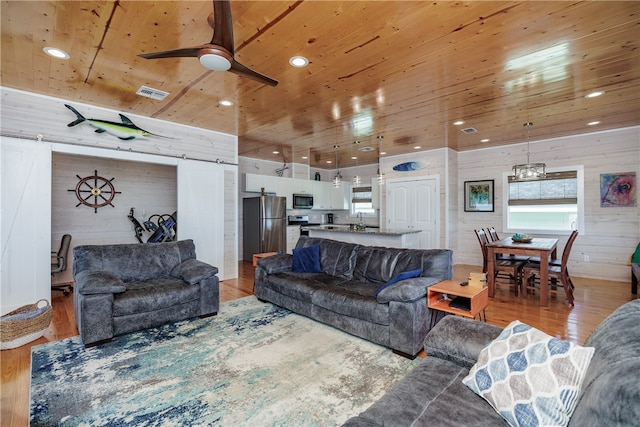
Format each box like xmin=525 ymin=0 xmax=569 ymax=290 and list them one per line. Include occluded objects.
xmin=75 ymin=270 xmax=126 ymax=295
xmin=374 ymin=268 xmax=422 ymax=296
xmin=292 ymin=244 xmax=322 ymax=273
xmin=113 ymin=277 xmax=200 ymax=317
xmin=171 ymin=258 xmax=219 ymax=285
xmin=264 ymin=272 xmax=349 ymax=303
xmin=463 ymin=320 xmax=595 ymax=427
xmin=311 ymin=281 xmax=389 ymax=325
xmin=296 ymin=236 xmax=358 ymax=278
xmin=352 ymin=246 xmax=405 ymax=284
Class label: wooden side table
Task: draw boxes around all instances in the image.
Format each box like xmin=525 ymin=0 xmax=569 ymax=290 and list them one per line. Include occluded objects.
xmin=252 ymin=252 xmax=278 ymax=267
xmin=427 ymin=280 xmax=488 ymax=326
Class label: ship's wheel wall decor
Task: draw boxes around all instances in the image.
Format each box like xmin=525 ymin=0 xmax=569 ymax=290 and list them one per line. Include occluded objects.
xmin=68 ymin=169 xmax=122 ymax=213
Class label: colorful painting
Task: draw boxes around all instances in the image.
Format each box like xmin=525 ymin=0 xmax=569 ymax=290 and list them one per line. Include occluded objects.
xmin=464 ymin=180 xmax=494 ymax=212
xmin=600 ymin=172 xmax=636 ymax=207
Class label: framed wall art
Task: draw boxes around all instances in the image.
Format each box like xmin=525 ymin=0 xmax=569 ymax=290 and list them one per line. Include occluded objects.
xmin=464 ymin=179 xmax=494 ymax=212
xmin=600 ymin=172 xmax=636 ymax=207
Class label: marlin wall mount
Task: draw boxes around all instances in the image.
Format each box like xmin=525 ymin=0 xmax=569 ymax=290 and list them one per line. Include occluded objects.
xmin=64 ymin=104 xmax=174 ymax=140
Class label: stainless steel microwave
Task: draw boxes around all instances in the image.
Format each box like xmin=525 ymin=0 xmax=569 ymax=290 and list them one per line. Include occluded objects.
xmin=293 ymin=193 xmax=314 ymax=209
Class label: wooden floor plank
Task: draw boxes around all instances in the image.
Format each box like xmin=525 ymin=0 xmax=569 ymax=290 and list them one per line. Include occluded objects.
xmin=1 ymin=262 xmax=635 ymax=426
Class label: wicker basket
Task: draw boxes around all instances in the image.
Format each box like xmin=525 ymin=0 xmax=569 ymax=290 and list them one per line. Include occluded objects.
xmin=0 ymin=299 xmax=52 ymax=350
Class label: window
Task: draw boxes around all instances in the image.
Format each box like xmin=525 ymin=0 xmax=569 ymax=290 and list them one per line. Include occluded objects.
xmin=351 ymin=185 xmax=375 ymax=216
xmin=504 ymin=168 xmax=584 ymax=234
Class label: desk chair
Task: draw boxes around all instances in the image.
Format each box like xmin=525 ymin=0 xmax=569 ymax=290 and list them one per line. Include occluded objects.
xmin=52 ymin=234 xmax=73 ymax=295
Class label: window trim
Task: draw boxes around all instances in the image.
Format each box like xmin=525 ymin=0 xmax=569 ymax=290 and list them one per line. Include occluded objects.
xmin=502 ymin=165 xmax=585 ymax=236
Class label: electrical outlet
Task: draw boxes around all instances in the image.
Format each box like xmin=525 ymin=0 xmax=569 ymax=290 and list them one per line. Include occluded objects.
xmin=583 ymin=254 xmax=589 ymax=262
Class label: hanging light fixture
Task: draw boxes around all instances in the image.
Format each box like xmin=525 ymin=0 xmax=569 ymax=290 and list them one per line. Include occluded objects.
xmin=512 ymin=122 xmax=546 ymax=181
xmin=376 ymin=135 xmax=385 ymax=185
xmin=352 ymin=141 xmax=361 ymax=186
xmin=332 ymin=145 xmax=342 ymax=188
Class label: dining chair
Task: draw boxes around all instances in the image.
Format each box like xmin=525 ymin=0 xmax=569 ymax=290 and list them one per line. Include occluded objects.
xmin=521 ymin=230 xmax=579 ymax=306
xmin=474 ymin=229 xmax=527 ymax=295
xmin=526 ymin=229 xmax=579 ymax=267
xmin=487 ymin=226 xmax=500 ymax=242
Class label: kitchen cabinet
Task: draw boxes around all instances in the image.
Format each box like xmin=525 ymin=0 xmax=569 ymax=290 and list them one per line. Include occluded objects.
xmin=245 ymin=173 xmax=280 ymax=194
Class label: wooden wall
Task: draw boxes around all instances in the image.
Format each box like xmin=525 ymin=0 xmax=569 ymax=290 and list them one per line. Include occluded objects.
xmin=456 ymin=126 xmax=639 ymax=282
xmin=1 ymin=87 xmax=238 ymax=288
xmin=51 ymin=153 xmax=177 ymax=285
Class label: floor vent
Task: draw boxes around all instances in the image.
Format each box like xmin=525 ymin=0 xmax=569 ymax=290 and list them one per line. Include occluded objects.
xmin=136 ymin=86 xmax=169 ymax=101
xmin=461 ymin=127 xmax=478 ymax=134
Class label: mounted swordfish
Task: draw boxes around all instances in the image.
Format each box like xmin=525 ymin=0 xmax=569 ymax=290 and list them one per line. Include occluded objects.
xmin=64 ymin=104 xmax=173 ymax=140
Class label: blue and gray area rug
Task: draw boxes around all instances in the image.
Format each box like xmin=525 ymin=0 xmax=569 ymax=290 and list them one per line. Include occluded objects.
xmin=30 ymin=296 xmax=419 ymax=426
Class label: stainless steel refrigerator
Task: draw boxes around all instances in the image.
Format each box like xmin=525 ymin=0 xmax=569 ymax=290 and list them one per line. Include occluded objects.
xmin=243 ymin=195 xmax=287 ymax=261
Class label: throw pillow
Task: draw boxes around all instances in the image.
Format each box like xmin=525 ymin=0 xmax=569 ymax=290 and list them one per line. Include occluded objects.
xmin=373 ymin=268 xmax=422 ymax=296
xmin=462 ymin=320 xmax=595 ymax=427
xmin=292 ymin=244 xmax=321 ymax=273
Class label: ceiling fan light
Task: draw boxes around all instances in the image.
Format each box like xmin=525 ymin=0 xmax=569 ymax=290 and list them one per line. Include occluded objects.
xmin=198 ymin=47 xmax=233 ymax=71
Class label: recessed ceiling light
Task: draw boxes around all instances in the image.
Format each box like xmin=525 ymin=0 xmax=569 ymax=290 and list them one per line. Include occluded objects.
xmin=272 ymin=151 xmax=279 ymax=154
xmin=587 ymin=121 xmax=601 ymax=126
xmin=301 ymin=156 xmax=308 ymax=160
xmin=481 ymin=138 xmax=490 ymax=143
xmin=453 ymin=120 xmax=465 ymax=126
xmin=43 ymin=47 xmax=70 ymax=59
xmin=219 ymin=99 xmax=233 ymax=106
xmin=289 ymin=56 xmax=309 ymax=68
xmin=585 ymin=91 xmax=604 ymax=98
xmin=414 ymin=146 xmax=421 ymax=150
xmin=326 ymin=160 xmax=333 ymax=164
xmin=380 ymin=151 xmax=386 ymax=155
xmin=351 ymin=156 xmax=358 ymax=160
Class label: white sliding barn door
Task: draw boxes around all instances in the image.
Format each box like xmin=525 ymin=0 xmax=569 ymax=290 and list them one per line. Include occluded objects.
xmin=177 ymin=159 xmax=226 ymax=279
xmin=1 ymin=137 xmax=52 ymax=314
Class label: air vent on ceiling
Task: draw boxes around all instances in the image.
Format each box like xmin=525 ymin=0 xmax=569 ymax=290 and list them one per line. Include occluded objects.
xmin=461 ymin=127 xmax=478 ymax=134
xmin=359 ymin=146 xmax=375 ymax=152
xmin=136 ymin=85 xmax=169 ymax=101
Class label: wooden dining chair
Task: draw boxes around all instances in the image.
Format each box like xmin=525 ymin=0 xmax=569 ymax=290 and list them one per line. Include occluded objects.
xmin=474 ymin=229 xmax=527 ymax=295
xmin=522 ymin=230 xmax=579 ymax=306
xmin=487 ymin=226 xmax=500 ymax=242
xmin=526 ymin=229 xmax=579 ymax=267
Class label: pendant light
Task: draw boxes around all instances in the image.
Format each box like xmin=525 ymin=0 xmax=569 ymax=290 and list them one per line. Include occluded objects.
xmin=352 ymin=141 xmax=361 ymax=186
xmin=332 ymin=145 xmax=342 ymax=188
xmin=512 ymin=122 xmax=546 ymax=181
xmin=376 ymin=135 xmax=385 ymax=185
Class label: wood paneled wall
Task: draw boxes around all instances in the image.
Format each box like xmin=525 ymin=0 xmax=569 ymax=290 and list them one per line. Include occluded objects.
xmin=51 ymin=153 xmax=177 ymax=284
xmin=2 ymin=87 xmax=239 ymax=283
xmin=456 ymin=126 xmax=639 ymax=282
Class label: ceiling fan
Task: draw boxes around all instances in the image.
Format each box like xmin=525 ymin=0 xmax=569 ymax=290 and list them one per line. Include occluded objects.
xmin=138 ymin=0 xmax=278 ymax=87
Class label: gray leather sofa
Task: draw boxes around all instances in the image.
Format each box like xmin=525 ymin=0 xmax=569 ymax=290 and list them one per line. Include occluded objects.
xmin=73 ymin=240 xmax=219 ymax=346
xmin=254 ymin=236 xmax=453 ymax=357
xmin=344 ymin=298 xmax=640 ymax=426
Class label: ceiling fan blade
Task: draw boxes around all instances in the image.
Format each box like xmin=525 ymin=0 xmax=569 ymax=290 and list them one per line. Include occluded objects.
xmin=210 ymin=0 xmax=235 ymax=55
xmin=138 ymin=47 xmax=201 ymax=59
xmin=230 ymin=60 xmax=279 ymax=86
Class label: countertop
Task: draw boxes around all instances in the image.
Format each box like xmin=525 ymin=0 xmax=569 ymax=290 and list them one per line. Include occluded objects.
xmin=308 ymin=226 xmax=421 ymax=236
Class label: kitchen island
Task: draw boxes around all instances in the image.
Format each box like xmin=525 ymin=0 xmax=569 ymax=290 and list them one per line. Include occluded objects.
xmin=308 ymin=226 xmax=422 ymax=248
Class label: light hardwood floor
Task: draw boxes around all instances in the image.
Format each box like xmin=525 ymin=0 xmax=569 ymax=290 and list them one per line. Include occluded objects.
xmin=2 ymin=262 xmax=635 ymax=426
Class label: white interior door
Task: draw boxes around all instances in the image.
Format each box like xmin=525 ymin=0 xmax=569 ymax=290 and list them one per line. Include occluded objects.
xmin=177 ymin=159 xmax=226 ymax=279
xmin=1 ymin=137 xmax=52 ymax=314
xmin=387 ymin=177 xmax=439 ymax=249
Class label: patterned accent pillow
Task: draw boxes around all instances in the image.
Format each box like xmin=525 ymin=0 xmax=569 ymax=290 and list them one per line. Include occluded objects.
xmin=462 ymin=320 xmax=595 ymax=427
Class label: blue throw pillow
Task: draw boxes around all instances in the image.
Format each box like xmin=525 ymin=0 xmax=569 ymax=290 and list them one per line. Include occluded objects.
xmin=374 ymin=268 xmax=422 ymax=296
xmin=292 ymin=244 xmax=321 ymax=273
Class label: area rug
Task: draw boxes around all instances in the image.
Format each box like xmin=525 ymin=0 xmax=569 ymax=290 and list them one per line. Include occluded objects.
xmin=30 ymin=296 xmax=419 ymax=426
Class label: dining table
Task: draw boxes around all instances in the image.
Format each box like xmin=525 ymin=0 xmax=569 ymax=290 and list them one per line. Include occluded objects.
xmin=486 ymin=237 xmax=559 ymax=306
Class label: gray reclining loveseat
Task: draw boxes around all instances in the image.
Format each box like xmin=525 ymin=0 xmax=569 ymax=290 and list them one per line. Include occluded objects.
xmin=255 ymin=236 xmax=453 ymax=357
xmin=344 ymin=298 xmax=640 ymax=426
xmin=73 ymin=240 xmax=219 ymax=346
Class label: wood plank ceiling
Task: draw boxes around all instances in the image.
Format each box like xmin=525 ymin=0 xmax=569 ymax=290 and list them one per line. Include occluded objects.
xmin=1 ymin=1 xmax=639 ymax=169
